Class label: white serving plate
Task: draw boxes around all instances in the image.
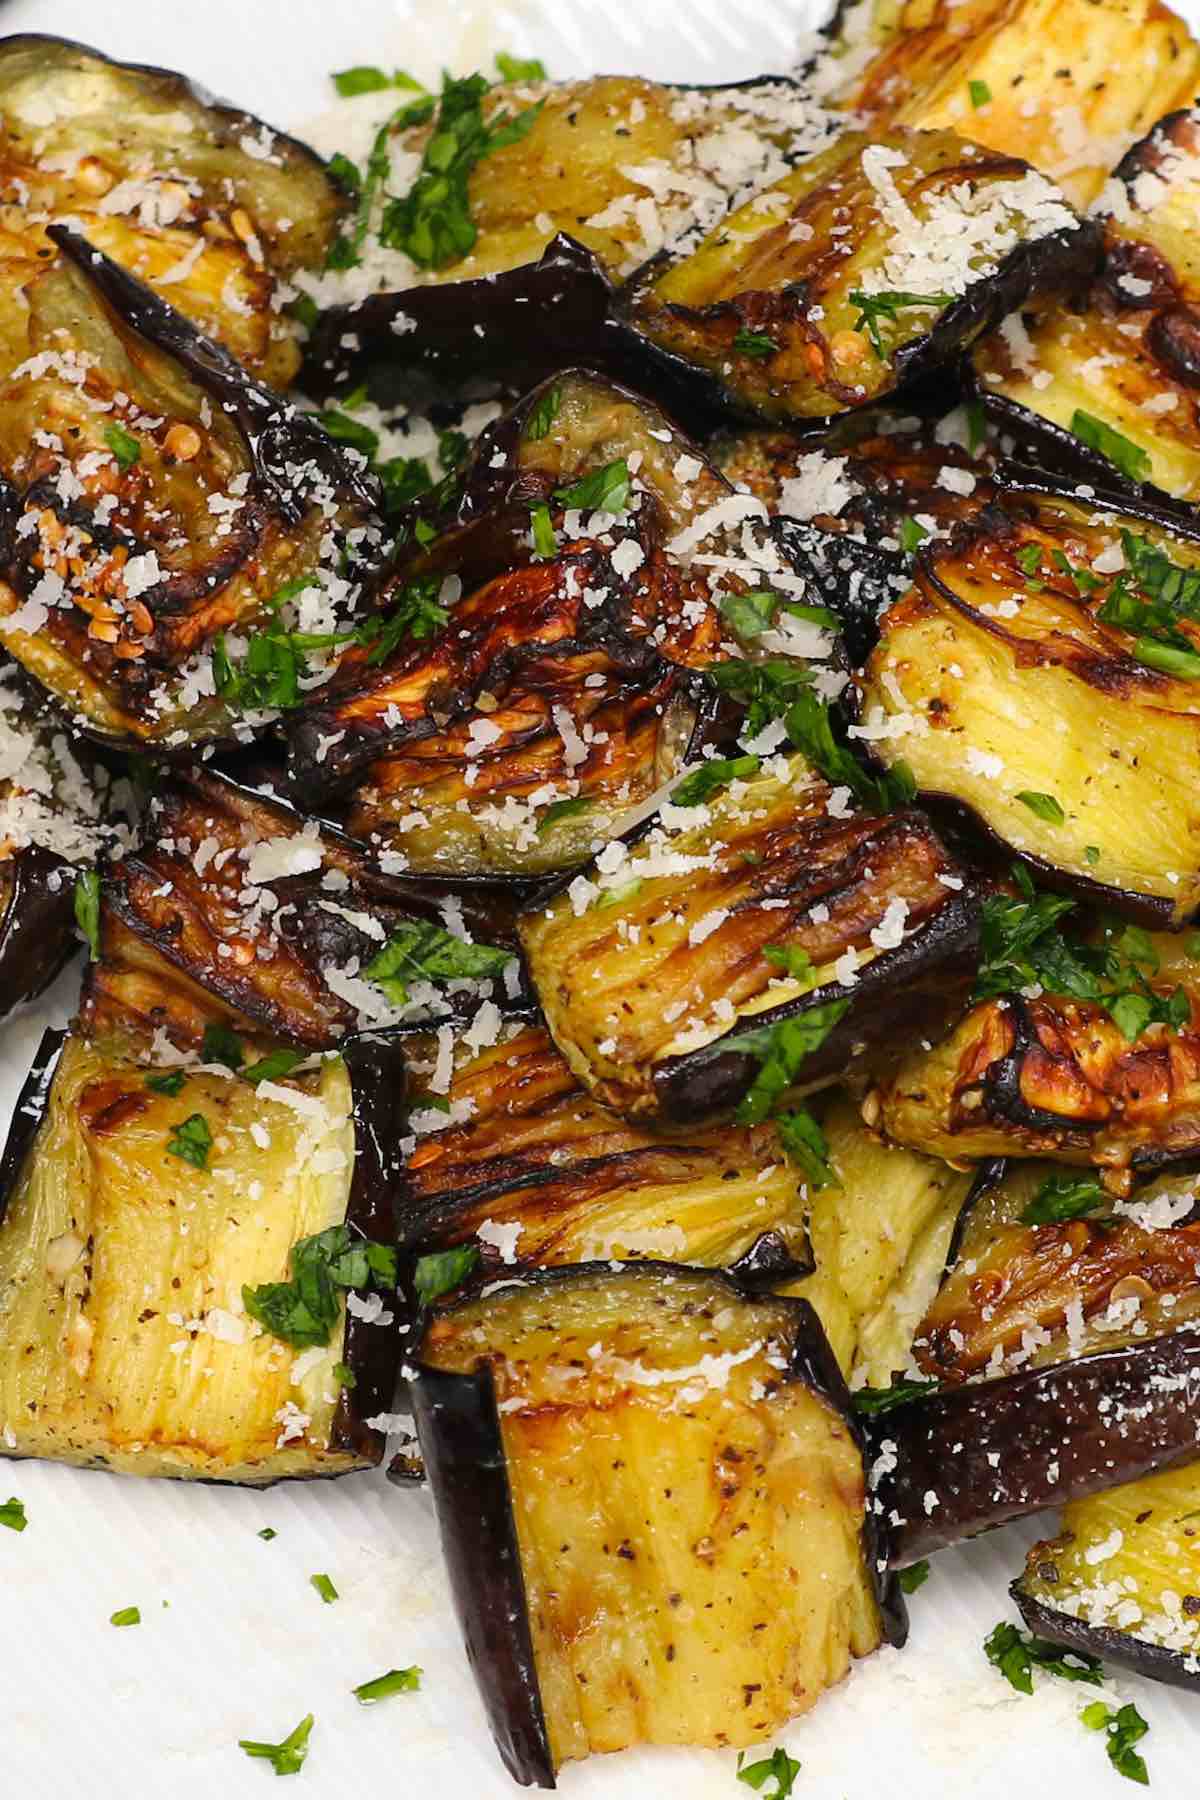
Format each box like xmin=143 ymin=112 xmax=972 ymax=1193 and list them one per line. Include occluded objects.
xmin=1 ymin=1 xmax=1198 ymax=1793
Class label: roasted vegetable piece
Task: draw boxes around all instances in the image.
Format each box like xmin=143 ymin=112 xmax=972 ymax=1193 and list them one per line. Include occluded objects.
xmin=1015 ymin=1464 xmax=1200 ymax=1689
xmin=0 ymin=34 xmax=346 ymax=387
xmin=0 ymin=1026 xmax=405 ymax=1480
xmin=821 ymin=0 xmax=1200 ymax=208
xmin=875 ymin=923 xmax=1200 ymax=1175
xmin=83 ymin=766 xmax=520 ymax=1052
xmin=872 ymin=1325 xmax=1200 ymax=1565
xmin=915 ymin=1155 xmax=1200 ymax=1380
xmin=784 ymin=1092 xmax=973 ymax=1381
xmin=299 ymin=74 xmax=829 ymax=402
xmin=0 ymin=230 xmax=382 ymax=749
xmin=411 ymin=1263 xmax=896 ymax=1785
xmin=520 ymin=752 xmax=980 ymax=1123
xmin=977 ymin=106 xmax=1200 ymax=498
xmin=862 ymin=481 xmax=1200 ymax=921
xmin=398 ymin=1023 xmax=810 ymax=1280
xmin=625 ymin=125 xmax=1096 ymax=423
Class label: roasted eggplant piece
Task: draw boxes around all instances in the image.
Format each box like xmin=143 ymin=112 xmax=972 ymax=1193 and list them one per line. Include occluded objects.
xmin=0 ymin=230 xmax=382 ymax=749
xmin=624 ymin=126 xmax=1095 ymax=424
xmin=0 ymin=34 xmax=345 ymax=387
xmin=520 ymin=752 xmax=981 ymax=1124
xmin=1015 ymin=1464 xmax=1200 ymax=1688
xmin=871 ymin=1324 xmax=1200 ymax=1565
xmin=0 ymin=1025 xmax=405 ymax=1481
xmin=84 ymin=765 xmax=520 ymax=1053
xmin=976 ymin=107 xmax=1200 ymax=499
xmin=299 ymin=74 xmax=828 ymax=404
xmin=411 ymin=1263 xmax=894 ymax=1784
xmin=862 ymin=480 xmax=1200 ymax=920
xmin=398 ymin=1023 xmax=809 ymax=1278
xmin=915 ymin=1154 xmax=1200 ymax=1380
xmin=820 ymin=0 xmax=1200 ymax=208
xmin=785 ymin=1091 xmax=973 ymax=1381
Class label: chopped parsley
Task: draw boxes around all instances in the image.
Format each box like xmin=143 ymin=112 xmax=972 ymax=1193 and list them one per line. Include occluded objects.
xmin=1133 ymin=636 xmax=1200 ymax=679
xmin=74 ymin=867 xmax=101 ymax=961
xmin=104 ymin=422 xmax=141 ymax=471
xmin=495 ymin=51 xmax=547 ymax=81
xmin=213 ymin=579 xmax=360 ymax=713
xmin=719 ymin=589 xmax=780 ymax=639
xmin=763 ymin=944 xmax=817 ymax=987
xmin=596 ymin=877 xmax=644 ymax=911
xmin=1094 ymin=530 xmax=1200 ymax=678
xmin=784 ymin=686 xmax=916 ymax=813
xmin=1085 ymin=845 xmax=1101 ymax=865
xmin=523 ymin=383 xmax=562 ymax=441
xmin=706 ymin=657 xmax=816 ymax=740
xmin=672 ymin=755 xmax=762 ymax=807
xmin=555 ymin=457 xmax=630 ymax=514
xmin=1080 ymin=1700 xmax=1150 ymax=1785
xmin=310 ymin=1573 xmax=339 ymax=1605
xmin=354 ymin=1667 xmax=423 ymax=1704
xmin=110 ymin=1606 xmax=140 ymax=1627
xmin=327 ymin=90 xmax=434 ymax=269
xmin=0 ymin=1496 xmax=27 ymax=1532
xmin=726 ymin=1000 xmax=851 ymax=1125
xmin=242 ymin=1048 xmax=307 ymax=1086
xmin=966 ymin=398 xmax=987 ymax=455
xmin=258 ymin=1528 xmax=278 ymax=1542
xmin=776 ymin=1107 xmax=837 ymax=1189
xmin=166 ymin=1113 xmax=212 ymax=1171
xmin=331 ymin=1361 xmax=356 ymax=1389
xmin=899 ymin=1559 xmax=931 ymax=1593
xmin=201 ymin=1021 xmax=244 ymax=1071
xmin=332 ymin=66 xmax=423 ymax=97
xmin=848 ymin=288 xmax=952 ymax=357
xmin=1021 ymin=1173 xmax=1107 ymax=1226
xmin=414 ymin=1243 xmax=481 ymax=1305
xmin=357 ymin=577 xmax=451 ymax=666
xmin=968 ymin=78 xmax=992 ymax=106
xmin=537 ymin=795 xmax=593 ymax=833
xmin=898 ymin=516 xmax=928 ymax=556
xmin=1015 ymin=790 xmax=1065 ymax=825
xmin=529 ymin=502 xmax=557 ymax=559
xmin=1070 ymin=410 xmax=1151 ymax=483
xmin=732 ymin=328 xmax=777 ymax=359
xmin=851 ymin=1377 xmax=939 ymax=1415
xmin=364 ymin=920 xmax=514 ymax=1006
xmin=984 ymin=1621 xmax=1103 ymax=1696
xmin=1015 ymin=542 xmax=1044 ymax=578
xmin=736 ymin=1746 xmax=801 ymax=1797
xmin=380 ymin=72 xmax=544 ymax=269
xmin=145 ymin=1070 xmax=186 ymax=1097
xmin=242 ymin=1224 xmax=398 ymax=1350
xmin=238 ymin=1713 xmax=314 ymax=1778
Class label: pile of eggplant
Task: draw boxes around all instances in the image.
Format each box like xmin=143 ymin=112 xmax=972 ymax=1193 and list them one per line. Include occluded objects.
xmin=10 ymin=6 xmax=1200 ymax=1785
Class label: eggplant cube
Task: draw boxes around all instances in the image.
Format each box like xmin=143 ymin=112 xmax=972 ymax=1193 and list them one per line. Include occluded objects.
xmin=0 ymin=1030 xmax=402 ymax=1482
xmin=413 ymin=1264 xmax=892 ymax=1785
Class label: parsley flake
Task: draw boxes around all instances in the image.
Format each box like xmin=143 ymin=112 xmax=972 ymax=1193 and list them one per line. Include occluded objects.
xmin=899 ymin=1559 xmax=931 ymax=1593
xmin=1081 ymin=1700 xmax=1150 ymax=1785
xmin=523 ymin=383 xmax=562 ymax=441
xmin=238 ymin=1713 xmax=314 ymax=1778
xmin=0 ymin=1496 xmax=27 ymax=1532
xmin=732 ymin=328 xmax=777 ymax=359
xmin=726 ymin=1000 xmax=851 ymax=1125
xmin=968 ymin=78 xmax=992 ymax=106
xmin=851 ymin=1377 xmax=939 ymax=1415
xmin=104 ymin=422 xmax=141 ymax=470
xmin=353 ymin=1666 xmax=423 ymax=1704
xmin=984 ymin=1621 xmax=1103 ymax=1696
xmin=776 ymin=1107 xmax=837 ymax=1189
xmin=364 ymin=920 xmax=513 ymax=1006
xmin=74 ymin=867 xmax=100 ymax=962
xmin=672 ymin=755 xmax=762 ymax=807
xmin=414 ymin=1244 xmax=481 ymax=1305
xmin=243 ymin=1225 xmax=398 ymax=1349
xmin=555 ymin=458 xmax=630 ymax=514
xmin=110 ymin=1606 xmax=140 ymax=1627
xmin=166 ymin=1113 xmax=212 ymax=1171
xmin=1021 ymin=1173 xmax=1107 ymax=1225
xmin=310 ymin=1573 xmax=339 ymax=1605
xmin=848 ymin=288 xmax=952 ymax=357
xmin=1070 ymin=411 xmax=1151 ymax=483
xmin=1015 ymin=790 xmax=1065 ymax=825
xmin=736 ymin=1746 xmax=801 ymax=1797
xmin=145 ymin=1070 xmax=186 ymax=1097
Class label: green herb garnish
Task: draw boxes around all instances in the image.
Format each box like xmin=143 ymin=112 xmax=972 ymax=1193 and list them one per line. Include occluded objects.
xmin=537 ymin=795 xmax=592 ymax=833
xmin=1070 ymin=410 xmax=1151 ymax=483
xmin=258 ymin=1528 xmax=277 ymax=1541
xmin=984 ymin=1621 xmax=1103 ymax=1696
xmin=74 ymin=867 xmax=101 ymax=961
xmin=166 ymin=1113 xmax=212 ymax=1171
xmin=898 ymin=516 xmax=928 ymax=556
xmin=495 ymin=52 xmax=547 ymax=81
xmin=331 ymin=1361 xmax=356 ymax=1389
xmin=719 ymin=589 xmax=780 ymax=639
xmin=414 ymin=1243 xmax=481 ymax=1304
xmin=146 ymin=1070 xmax=186 ymax=1097
xmin=1080 ymin=1700 xmax=1150 ymax=1785
xmin=523 ymin=383 xmax=561 ymax=441
xmin=104 ymin=422 xmax=141 ymax=471
xmin=899 ymin=1560 xmax=930 ymax=1593
xmin=530 ymin=503 xmax=557 ymax=559
xmin=1015 ymin=790 xmax=1065 ymax=824
xmin=784 ymin=686 xmax=916 ymax=813
xmin=736 ymin=1746 xmax=801 ymax=1797
xmin=776 ymin=1107 xmax=837 ymax=1189
xmin=849 ymin=288 xmax=952 ymax=356
xmin=732 ymin=328 xmax=777 ymax=359
xmin=1021 ymin=1173 xmax=1107 ymax=1225
xmin=201 ymin=1021 xmax=245 ymax=1071
xmin=555 ymin=458 xmax=630 ymax=514
xmin=0 ymin=1496 xmax=26 ymax=1532
xmin=110 ymin=1606 xmax=140 ymax=1627
xmin=242 ymin=1225 xmax=398 ymax=1349
xmin=353 ymin=1666 xmax=423 ymax=1704
xmin=310 ymin=1573 xmax=338 ymax=1605
xmin=238 ymin=1713 xmax=314 ymax=1778
xmin=851 ymin=1377 xmax=939 ymax=1415
xmin=726 ymin=1000 xmax=851 ymax=1125
xmin=706 ymin=658 xmax=816 ymax=740
xmin=1015 ymin=543 xmax=1044 ymax=578
xmin=364 ymin=920 xmax=513 ymax=1006
xmin=968 ymin=78 xmax=992 ymax=106
xmin=762 ymin=944 xmax=817 ymax=987
xmin=327 ymin=90 xmax=434 ymax=269
xmin=672 ymin=755 xmax=762 ymax=808
xmin=595 ymin=877 xmax=644 ymax=911
xmin=332 ymin=66 xmax=423 ymax=97
xmin=242 ymin=1049 xmax=307 ymax=1086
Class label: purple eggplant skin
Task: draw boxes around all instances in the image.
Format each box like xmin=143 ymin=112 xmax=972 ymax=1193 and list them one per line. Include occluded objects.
xmin=0 ymin=846 xmax=79 ymax=1022
xmin=974 ymin=384 xmax=1170 ymax=503
xmin=409 ymin=1264 xmax=905 ymax=1792
xmin=0 ymin=1026 xmax=66 ymax=1225
xmin=871 ymin=1327 xmax=1200 ymax=1568
xmin=1011 ymin=1583 xmax=1200 ymax=1695
xmin=650 ymin=879 xmax=983 ymax=1124
xmin=328 ymin=1031 xmax=411 ymax=1465
xmin=49 ymin=226 xmax=380 ymax=528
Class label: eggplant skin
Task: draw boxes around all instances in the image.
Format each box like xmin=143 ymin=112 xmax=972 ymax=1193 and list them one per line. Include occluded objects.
xmin=0 ymin=1028 xmax=403 ymax=1482
xmin=624 ymin=126 xmax=1096 ymax=425
xmin=413 ymin=1263 xmax=898 ymax=1784
xmin=862 ymin=480 xmax=1200 ymax=922
xmin=1013 ymin=1463 xmax=1200 ymax=1691
xmin=872 ymin=1325 xmax=1200 ymax=1567
xmin=821 ymin=0 xmax=1200 ymax=208
xmin=520 ymin=754 xmax=981 ymax=1125
xmin=0 ymin=845 xmax=77 ymax=1022
xmin=398 ymin=1024 xmax=809 ymax=1279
